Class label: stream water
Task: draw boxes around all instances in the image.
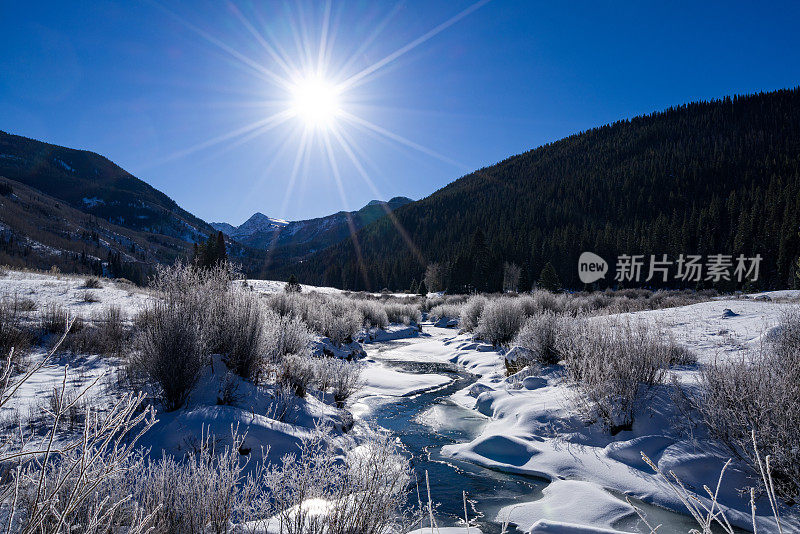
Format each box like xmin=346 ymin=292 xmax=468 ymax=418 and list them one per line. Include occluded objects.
xmin=360 ymin=338 xmax=711 ymax=534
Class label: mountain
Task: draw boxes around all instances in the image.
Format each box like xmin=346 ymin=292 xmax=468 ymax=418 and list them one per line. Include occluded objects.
xmin=0 ymin=177 xmax=194 ymax=283
xmin=0 ymin=131 xmax=231 ymax=282
xmin=0 ymin=131 xmax=213 ymax=243
xmin=211 ymin=213 xmax=289 ymax=241
xmin=276 ymin=88 xmax=800 ymax=292
xmin=214 ymin=197 xmax=413 ymax=264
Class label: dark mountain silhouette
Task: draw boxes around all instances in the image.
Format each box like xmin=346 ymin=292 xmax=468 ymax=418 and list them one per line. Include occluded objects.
xmin=274 ymin=88 xmax=800 ymax=292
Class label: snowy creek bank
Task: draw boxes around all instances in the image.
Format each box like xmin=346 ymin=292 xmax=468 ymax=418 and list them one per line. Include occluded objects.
xmin=354 ymin=326 xmax=710 ymax=534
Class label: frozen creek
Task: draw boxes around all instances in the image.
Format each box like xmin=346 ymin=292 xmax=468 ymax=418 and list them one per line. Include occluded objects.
xmin=354 ymin=327 xmax=706 ymax=534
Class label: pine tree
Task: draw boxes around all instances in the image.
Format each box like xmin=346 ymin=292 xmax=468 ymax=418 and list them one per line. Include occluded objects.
xmin=469 ymin=229 xmax=490 ymax=292
xmin=538 ymin=262 xmax=561 ymax=292
xmin=215 ymin=231 xmax=227 ymax=265
xmin=409 ymin=278 xmax=418 ymax=294
xmin=417 ymin=280 xmax=428 ymax=296
xmin=519 ymin=265 xmax=531 ymax=293
xmin=285 ymin=274 xmax=302 ymax=293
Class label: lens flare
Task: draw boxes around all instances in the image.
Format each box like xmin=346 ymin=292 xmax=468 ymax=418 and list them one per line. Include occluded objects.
xmin=290 ymin=76 xmax=341 ymax=128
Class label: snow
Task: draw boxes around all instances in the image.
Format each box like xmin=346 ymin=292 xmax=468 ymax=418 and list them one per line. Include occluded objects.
xmin=498 ymin=480 xmax=635 ymax=532
xmin=213 ymin=212 xmax=290 ymax=240
xmin=406 ymin=529 xmax=483 ymax=534
xmin=356 ymin=299 xmax=800 ymax=532
xmin=0 ymin=269 xmax=152 ymax=319
xmin=82 ymin=196 xmax=105 ymax=207
xmin=359 ymin=362 xmax=452 ymax=398
xmin=527 ymin=521 xmax=630 ymax=534
xmin=606 ymin=298 xmax=792 ymax=364
xmin=4 ymin=268 xmax=799 ymax=532
xmin=434 ymin=297 xmax=800 ymax=532
xmin=243 ymin=278 xmax=417 ymax=299
xmin=244 ymin=278 xmax=349 ymax=296
xmin=54 ymin=158 xmax=75 ymax=172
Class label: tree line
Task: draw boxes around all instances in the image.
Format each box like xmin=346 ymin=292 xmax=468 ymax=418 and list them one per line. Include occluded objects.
xmin=265 ymin=88 xmax=800 ymax=293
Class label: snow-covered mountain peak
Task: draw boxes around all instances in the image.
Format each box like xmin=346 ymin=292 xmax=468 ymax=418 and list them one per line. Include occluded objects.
xmin=210 ymin=212 xmax=289 ymax=239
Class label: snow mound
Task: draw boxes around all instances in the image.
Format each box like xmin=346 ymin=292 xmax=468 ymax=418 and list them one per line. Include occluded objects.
xmin=499 ymin=480 xmax=635 ymax=532
xmin=528 ymin=519 xmax=631 ymax=533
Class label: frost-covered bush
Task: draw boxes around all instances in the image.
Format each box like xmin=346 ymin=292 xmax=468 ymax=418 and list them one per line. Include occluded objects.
xmin=130 ymin=429 xmax=270 ymax=534
xmin=531 ymin=290 xmax=564 ymax=314
xmin=318 ymin=298 xmax=363 ymax=346
xmin=475 ymin=298 xmax=527 ymax=347
xmin=264 ymin=291 xmax=310 ymax=319
xmin=266 ymin=427 xmax=411 ymax=534
xmin=354 ymin=299 xmax=389 ymax=329
xmin=558 ymin=318 xmax=670 ymax=433
xmin=384 ymin=302 xmax=422 ymax=325
xmin=329 ymin=359 xmax=363 ymax=408
xmin=40 ymin=303 xmax=72 ymax=335
xmin=218 ymin=292 xmax=266 ymax=380
xmin=693 ymin=308 xmax=800 ymax=501
xmin=428 ymin=303 xmax=463 ymax=323
xmin=135 ymin=299 xmax=205 ymax=411
xmin=263 ymin=310 xmax=312 ymax=365
xmin=459 ymin=295 xmax=488 ymax=332
xmin=1 ymin=334 xmax=158 ymax=534
xmin=513 ymin=311 xmax=572 ymax=365
xmin=277 ymin=353 xmax=317 ymax=397
xmin=422 ymin=296 xmax=444 ymax=312
xmin=0 ymin=298 xmax=34 ymax=359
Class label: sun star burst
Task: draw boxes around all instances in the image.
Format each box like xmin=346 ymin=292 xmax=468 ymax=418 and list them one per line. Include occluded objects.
xmin=289 ymin=75 xmax=341 ymax=129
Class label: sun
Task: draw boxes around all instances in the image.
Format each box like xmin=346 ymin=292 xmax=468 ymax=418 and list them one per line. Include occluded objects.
xmin=289 ymin=76 xmax=341 ymax=128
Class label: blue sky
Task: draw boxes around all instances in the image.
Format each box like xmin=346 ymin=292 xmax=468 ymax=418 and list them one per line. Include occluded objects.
xmin=2 ymin=1 xmax=799 ymax=224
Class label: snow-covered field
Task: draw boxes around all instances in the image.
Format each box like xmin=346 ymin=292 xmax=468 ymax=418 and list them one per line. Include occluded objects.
xmin=2 ymin=268 xmax=798 ymax=533
xmin=0 ymin=269 xmax=152 ymax=318
xmin=355 ymin=298 xmax=799 ymax=533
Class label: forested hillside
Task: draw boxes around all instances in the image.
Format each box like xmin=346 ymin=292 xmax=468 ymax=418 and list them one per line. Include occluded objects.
xmin=276 ymin=88 xmax=800 ymax=292
xmin=0 ymin=131 xmax=212 ymax=242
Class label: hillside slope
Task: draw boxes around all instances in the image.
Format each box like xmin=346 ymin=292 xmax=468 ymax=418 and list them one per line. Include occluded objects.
xmin=0 ymin=131 xmax=212 ymax=242
xmin=278 ymin=88 xmax=800 ymax=292
xmin=0 ymin=178 xmax=197 ymax=282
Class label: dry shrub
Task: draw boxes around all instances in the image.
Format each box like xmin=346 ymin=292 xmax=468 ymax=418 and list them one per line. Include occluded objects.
xmin=383 ymin=302 xmax=421 ymax=325
xmin=83 ymin=276 xmax=102 ymax=289
xmin=40 ymin=303 xmax=72 ymax=335
xmin=355 ymin=299 xmax=389 ymax=329
xmin=0 ymin=299 xmax=34 ymax=359
xmin=81 ymin=290 xmax=100 ymax=303
xmin=459 ymin=295 xmax=488 ymax=332
xmin=558 ymin=318 xmax=671 ymax=433
xmin=134 ymin=299 xmax=205 ymax=411
xmin=513 ymin=311 xmax=573 ymax=365
xmin=693 ymin=308 xmax=800 ymax=501
xmin=64 ymin=306 xmax=128 ymax=357
xmin=428 ymin=303 xmax=463 ymax=323
xmin=475 ymin=298 xmax=527 ymax=347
